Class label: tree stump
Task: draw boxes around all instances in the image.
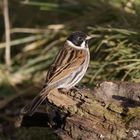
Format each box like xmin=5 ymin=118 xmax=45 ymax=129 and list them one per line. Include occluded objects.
xmin=18 ymin=81 xmax=140 ymax=140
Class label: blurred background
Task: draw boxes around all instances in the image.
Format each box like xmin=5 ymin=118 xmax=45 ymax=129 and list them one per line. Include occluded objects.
xmin=0 ymin=0 xmax=140 ymax=139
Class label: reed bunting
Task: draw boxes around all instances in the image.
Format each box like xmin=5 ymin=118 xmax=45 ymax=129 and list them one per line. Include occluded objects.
xmin=21 ymin=31 xmax=92 ymax=116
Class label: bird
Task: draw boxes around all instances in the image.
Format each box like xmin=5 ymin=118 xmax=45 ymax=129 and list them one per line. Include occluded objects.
xmin=21 ymin=31 xmax=92 ymax=116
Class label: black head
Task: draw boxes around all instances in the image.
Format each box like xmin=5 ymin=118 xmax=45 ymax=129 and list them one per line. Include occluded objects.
xmin=67 ymin=31 xmax=88 ymax=47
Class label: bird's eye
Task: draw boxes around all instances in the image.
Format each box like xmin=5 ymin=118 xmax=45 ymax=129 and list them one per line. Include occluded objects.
xmin=77 ymin=37 xmax=83 ymax=41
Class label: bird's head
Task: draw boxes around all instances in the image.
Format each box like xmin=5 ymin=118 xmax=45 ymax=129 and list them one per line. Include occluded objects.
xmin=66 ymin=31 xmax=92 ymax=50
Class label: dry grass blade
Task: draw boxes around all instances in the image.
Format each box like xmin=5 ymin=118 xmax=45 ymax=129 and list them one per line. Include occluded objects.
xmin=3 ymin=0 xmax=11 ymax=68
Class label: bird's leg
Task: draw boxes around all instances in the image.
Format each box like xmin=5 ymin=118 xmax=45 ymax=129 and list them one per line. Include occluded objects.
xmin=70 ymin=86 xmax=84 ymax=99
xmin=71 ymin=86 xmax=82 ymax=93
xmin=58 ymin=88 xmax=69 ymax=94
xmin=58 ymin=87 xmax=84 ymax=100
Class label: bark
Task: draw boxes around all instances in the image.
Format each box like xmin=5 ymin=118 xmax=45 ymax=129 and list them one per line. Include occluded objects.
xmin=18 ymin=81 xmax=140 ymax=140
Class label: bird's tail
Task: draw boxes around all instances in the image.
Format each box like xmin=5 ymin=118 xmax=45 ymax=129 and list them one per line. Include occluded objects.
xmin=21 ymin=90 xmax=50 ymax=116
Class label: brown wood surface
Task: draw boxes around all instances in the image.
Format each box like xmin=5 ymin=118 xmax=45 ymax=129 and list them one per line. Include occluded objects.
xmin=19 ymin=81 xmax=140 ymax=140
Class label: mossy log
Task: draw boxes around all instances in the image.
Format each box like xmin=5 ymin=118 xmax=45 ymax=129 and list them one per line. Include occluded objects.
xmin=19 ymin=81 xmax=140 ymax=140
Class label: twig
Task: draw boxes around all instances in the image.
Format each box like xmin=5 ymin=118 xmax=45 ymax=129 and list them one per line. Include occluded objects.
xmin=11 ymin=28 xmax=47 ymax=34
xmin=43 ymin=39 xmax=60 ymax=53
xmin=3 ymin=0 xmax=11 ymax=68
xmin=0 ymin=34 xmax=47 ymax=49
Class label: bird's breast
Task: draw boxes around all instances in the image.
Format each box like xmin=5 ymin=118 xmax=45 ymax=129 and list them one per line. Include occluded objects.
xmin=58 ymin=49 xmax=90 ymax=89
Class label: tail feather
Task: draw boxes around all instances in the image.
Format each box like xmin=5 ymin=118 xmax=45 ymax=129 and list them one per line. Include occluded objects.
xmin=21 ymin=92 xmax=49 ymax=116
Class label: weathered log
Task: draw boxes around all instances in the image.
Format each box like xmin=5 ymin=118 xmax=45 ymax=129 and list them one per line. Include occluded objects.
xmin=18 ymin=81 xmax=140 ymax=140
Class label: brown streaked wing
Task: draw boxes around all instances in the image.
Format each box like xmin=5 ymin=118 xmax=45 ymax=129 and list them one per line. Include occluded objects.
xmin=46 ymin=44 xmax=86 ymax=84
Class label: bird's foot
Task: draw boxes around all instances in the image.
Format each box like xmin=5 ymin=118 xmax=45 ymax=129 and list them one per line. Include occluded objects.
xmin=71 ymin=86 xmax=82 ymax=93
xmin=70 ymin=86 xmax=84 ymax=100
xmin=58 ymin=88 xmax=69 ymax=94
xmin=58 ymin=86 xmax=84 ymax=100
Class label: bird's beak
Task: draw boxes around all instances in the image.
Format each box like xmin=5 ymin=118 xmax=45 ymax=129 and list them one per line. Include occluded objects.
xmin=86 ymin=34 xmax=100 ymax=40
xmin=86 ymin=36 xmax=93 ymax=40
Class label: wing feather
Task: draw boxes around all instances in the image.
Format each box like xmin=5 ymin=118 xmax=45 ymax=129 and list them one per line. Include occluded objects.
xmin=46 ymin=44 xmax=86 ymax=84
